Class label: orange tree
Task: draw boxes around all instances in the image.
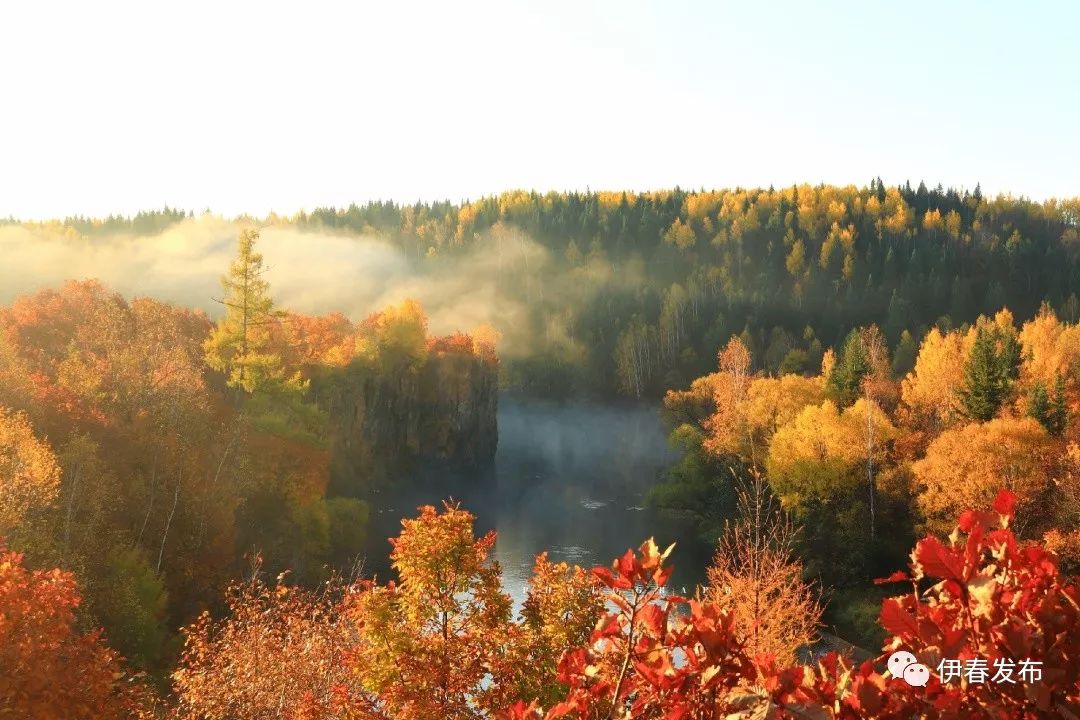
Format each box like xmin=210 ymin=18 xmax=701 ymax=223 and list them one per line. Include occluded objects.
xmin=0 ymin=546 xmax=149 ymax=718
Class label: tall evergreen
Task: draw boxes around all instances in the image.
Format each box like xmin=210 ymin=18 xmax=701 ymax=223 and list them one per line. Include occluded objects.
xmin=1027 ymin=381 xmax=1052 ymax=430
xmin=1050 ymin=373 xmax=1069 ymax=435
xmin=1026 ymin=373 xmax=1067 ymax=435
xmin=204 ymin=229 xmax=301 ymax=397
xmin=958 ymin=326 xmax=1019 ymax=421
xmin=827 ymin=329 xmax=869 ymax=407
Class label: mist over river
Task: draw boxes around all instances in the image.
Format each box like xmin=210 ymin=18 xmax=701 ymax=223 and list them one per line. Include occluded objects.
xmin=361 ymin=396 xmax=712 ymax=606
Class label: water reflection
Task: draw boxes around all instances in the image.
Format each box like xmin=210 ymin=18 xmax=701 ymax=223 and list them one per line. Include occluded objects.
xmin=362 ymin=397 xmax=711 ymax=608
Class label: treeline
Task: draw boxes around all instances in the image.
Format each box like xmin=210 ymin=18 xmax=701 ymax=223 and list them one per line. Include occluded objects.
xmin=22 ymin=183 xmax=1080 ymax=398
xmin=3 ymin=206 xmax=194 ymax=237
xmin=0 ymin=231 xmax=496 ymax=677
xmin=293 ymin=183 xmax=1080 ymax=398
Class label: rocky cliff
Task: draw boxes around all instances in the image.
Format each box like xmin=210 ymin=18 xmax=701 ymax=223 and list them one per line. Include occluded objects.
xmin=324 ymin=341 xmax=498 ymax=497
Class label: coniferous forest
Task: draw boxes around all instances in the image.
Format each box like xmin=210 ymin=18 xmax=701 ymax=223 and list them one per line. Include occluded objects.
xmin=3 ymin=184 xmax=1080 ymax=718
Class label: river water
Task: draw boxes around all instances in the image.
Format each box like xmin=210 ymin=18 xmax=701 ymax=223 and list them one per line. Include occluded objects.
xmin=363 ymin=397 xmax=712 ymax=607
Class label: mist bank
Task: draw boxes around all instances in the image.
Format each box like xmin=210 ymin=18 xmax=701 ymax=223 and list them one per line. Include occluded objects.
xmin=0 ymin=216 xmax=552 ymax=359
xmin=8 ymin=185 xmax=1080 ymax=400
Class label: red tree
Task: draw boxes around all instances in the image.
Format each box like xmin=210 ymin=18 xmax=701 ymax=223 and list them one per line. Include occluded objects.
xmin=0 ymin=546 xmax=148 ymax=718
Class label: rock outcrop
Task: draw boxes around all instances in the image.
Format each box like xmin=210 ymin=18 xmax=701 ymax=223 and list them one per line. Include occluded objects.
xmin=326 ymin=341 xmax=498 ymax=496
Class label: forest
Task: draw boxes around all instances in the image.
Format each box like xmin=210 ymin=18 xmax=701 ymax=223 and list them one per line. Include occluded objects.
xmin=3 ymin=183 xmax=1080 ymax=718
xmin=14 ymin=182 xmax=1080 ymax=402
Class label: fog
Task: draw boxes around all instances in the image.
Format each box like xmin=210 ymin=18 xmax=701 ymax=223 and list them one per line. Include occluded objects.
xmin=0 ymin=216 xmax=544 ymax=355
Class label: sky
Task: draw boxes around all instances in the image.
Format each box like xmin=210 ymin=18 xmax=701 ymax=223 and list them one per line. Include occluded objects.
xmin=1 ymin=0 xmax=1077 ymax=219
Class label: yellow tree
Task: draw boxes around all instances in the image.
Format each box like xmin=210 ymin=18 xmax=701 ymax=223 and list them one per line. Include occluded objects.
xmin=0 ymin=331 xmax=33 ymax=412
xmin=705 ymin=373 xmax=825 ymax=461
xmin=912 ymin=417 xmax=1054 ymax=535
xmin=357 ymin=298 xmax=430 ymax=374
xmin=767 ymin=399 xmax=897 ymax=508
xmin=702 ymin=336 xmax=753 ymax=460
xmin=344 ymin=503 xmax=513 ymax=719
xmin=1019 ymin=303 xmax=1080 ymax=390
xmin=899 ymin=327 xmax=969 ymax=429
xmin=496 ymin=553 xmax=604 ymax=710
xmin=0 ymin=408 xmax=61 ymax=532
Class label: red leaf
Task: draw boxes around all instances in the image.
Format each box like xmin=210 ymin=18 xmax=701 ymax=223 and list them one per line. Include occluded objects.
xmin=874 ymin=570 xmax=910 ymax=585
xmin=879 ymin=598 xmax=920 ymax=640
xmin=914 ymin=536 xmax=965 ymax=582
xmin=991 ymin=489 xmax=1016 ymax=521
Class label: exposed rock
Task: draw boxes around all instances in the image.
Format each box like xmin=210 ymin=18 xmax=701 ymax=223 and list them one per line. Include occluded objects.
xmin=326 ymin=346 xmax=498 ymax=497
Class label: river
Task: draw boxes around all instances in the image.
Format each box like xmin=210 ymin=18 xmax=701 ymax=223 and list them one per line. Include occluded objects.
xmin=362 ymin=396 xmax=712 ymax=607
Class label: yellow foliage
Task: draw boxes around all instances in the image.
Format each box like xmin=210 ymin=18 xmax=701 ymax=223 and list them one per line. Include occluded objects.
xmin=820 ymin=348 xmax=836 ymax=380
xmin=0 ymin=408 xmax=61 ymax=531
xmin=684 ymin=192 xmax=723 ymax=222
xmin=786 ymin=239 xmax=807 ymax=278
xmin=1019 ymin=304 xmax=1080 ymax=388
xmin=865 ymin=195 xmax=882 ymax=218
xmin=922 ymin=209 xmax=943 ymax=232
xmin=362 ymin=298 xmax=430 ymax=372
xmin=747 ymin=375 xmax=826 ymax=441
xmin=912 ymin=417 xmax=1053 ymax=535
xmin=704 ymin=373 xmax=824 ymax=461
xmin=900 ymin=328 xmax=968 ymax=428
xmin=663 ymin=219 xmax=697 ymax=250
xmin=826 ymin=200 xmax=846 ymax=224
xmin=944 ymin=210 xmax=962 ymax=239
xmin=880 ymin=188 xmax=912 ymax=235
xmin=769 ymin=399 xmax=896 ymax=475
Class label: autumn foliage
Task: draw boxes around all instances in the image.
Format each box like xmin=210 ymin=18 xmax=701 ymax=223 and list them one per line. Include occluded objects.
xmin=0 ymin=268 xmax=498 ymax=676
xmin=506 ymin=489 xmax=1080 ymax=719
xmin=148 ymin=492 xmax=1080 ymax=719
xmin=0 ymin=408 xmax=61 ymax=531
xmin=0 ymin=546 xmax=146 ymax=718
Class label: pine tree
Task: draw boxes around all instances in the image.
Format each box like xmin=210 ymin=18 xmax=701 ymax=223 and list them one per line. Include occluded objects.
xmin=892 ymin=329 xmax=918 ymax=376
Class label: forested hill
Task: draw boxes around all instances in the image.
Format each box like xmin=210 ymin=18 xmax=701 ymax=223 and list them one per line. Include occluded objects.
xmin=12 ymin=183 xmax=1080 ymax=398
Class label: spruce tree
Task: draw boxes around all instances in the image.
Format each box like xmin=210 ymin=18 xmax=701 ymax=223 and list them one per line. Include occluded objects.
xmin=1049 ymin=373 xmax=1069 ymax=435
xmin=1027 ymin=381 xmax=1051 ymax=430
xmin=827 ymin=329 xmax=868 ymax=407
xmin=958 ymin=326 xmax=1019 ymax=421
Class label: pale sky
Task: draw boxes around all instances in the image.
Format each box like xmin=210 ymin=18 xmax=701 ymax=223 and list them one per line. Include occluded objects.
xmin=1 ymin=0 xmax=1077 ymax=220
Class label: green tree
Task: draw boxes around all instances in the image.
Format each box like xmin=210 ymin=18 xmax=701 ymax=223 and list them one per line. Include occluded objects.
xmin=1035 ymin=373 xmax=1071 ymax=436
xmin=204 ymin=229 xmax=302 ymax=396
xmin=1051 ymin=373 xmax=1069 ymax=435
xmin=958 ymin=325 xmax=1020 ymax=421
xmin=1027 ymin=381 xmax=1051 ymax=430
xmin=891 ymin=329 xmax=918 ymax=376
xmin=826 ymin=329 xmax=868 ymax=406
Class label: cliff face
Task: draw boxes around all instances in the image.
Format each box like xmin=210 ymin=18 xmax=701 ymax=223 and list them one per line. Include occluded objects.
xmin=326 ymin=347 xmax=498 ymax=497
